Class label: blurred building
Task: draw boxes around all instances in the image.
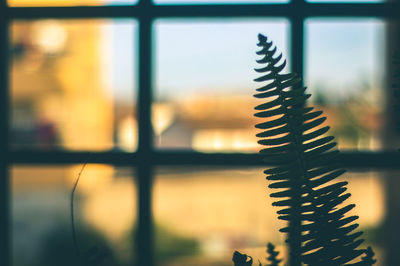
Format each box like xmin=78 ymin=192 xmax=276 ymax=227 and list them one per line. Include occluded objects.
xmin=8 ymin=2 xmax=387 ymax=265
xmin=11 ymin=20 xmax=114 ymax=150
xmin=9 ymin=3 xmax=136 ymax=265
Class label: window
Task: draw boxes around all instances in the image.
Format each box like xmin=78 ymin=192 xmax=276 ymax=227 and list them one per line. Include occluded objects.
xmin=0 ymin=0 xmax=399 ymax=266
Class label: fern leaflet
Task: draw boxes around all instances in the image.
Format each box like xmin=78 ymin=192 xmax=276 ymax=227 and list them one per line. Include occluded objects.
xmin=254 ymin=34 xmax=371 ymax=266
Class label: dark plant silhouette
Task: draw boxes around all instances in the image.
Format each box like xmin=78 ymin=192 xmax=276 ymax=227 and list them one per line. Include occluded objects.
xmin=71 ymin=163 xmax=111 ymax=266
xmin=37 ymin=222 xmax=116 ymax=266
xmin=233 ymin=250 xmax=258 ymax=266
xmin=232 ymin=243 xmax=281 ymax=266
xmin=361 ymin=247 xmax=377 ymax=265
xmin=70 ymin=164 xmax=199 ymax=266
xmin=233 ymin=34 xmax=376 ymax=265
xmin=266 ymin=243 xmax=282 ymax=266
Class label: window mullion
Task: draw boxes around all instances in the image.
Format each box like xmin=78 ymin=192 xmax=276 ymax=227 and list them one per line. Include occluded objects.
xmin=0 ymin=1 xmax=10 ymax=265
xmin=136 ymin=3 xmax=155 ymax=264
xmin=290 ymin=14 xmax=305 ymax=87
xmin=1 ymin=1 xmax=396 ymax=266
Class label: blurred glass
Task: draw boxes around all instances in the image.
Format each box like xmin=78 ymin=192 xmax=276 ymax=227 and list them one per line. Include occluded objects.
xmin=305 ymin=19 xmax=386 ymax=150
xmin=153 ymin=167 xmax=386 ymax=266
xmin=11 ymin=164 xmax=137 ymax=266
xmin=307 ymin=0 xmax=382 ymax=3
xmin=154 ymin=0 xmax=288 ymax=4
xmin=8 ymin=0 xmax=137 ymax=7
xmin=153 ymin=19 xmax=290 ymax=152
xmin=10 ymin=19 xmax=137 ymax=151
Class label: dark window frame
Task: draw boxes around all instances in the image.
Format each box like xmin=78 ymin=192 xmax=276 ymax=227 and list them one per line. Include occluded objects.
xmin=1 ymin=0 xmax=400 ymax=265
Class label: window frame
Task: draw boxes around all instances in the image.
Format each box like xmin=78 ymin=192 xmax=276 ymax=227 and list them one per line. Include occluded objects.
xmin=1 ymin=0 xmax=400 ymax=265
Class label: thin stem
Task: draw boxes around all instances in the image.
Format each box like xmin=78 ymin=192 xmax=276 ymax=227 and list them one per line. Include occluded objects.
xmin=70 ymin=163 xmax=87 ymax=259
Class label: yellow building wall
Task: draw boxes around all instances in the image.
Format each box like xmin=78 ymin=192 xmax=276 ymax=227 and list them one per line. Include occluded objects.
xmin=56 ymin=21 xmax=114 ymax=150
xmin=11 ymin=19 xmax=114 ymax=150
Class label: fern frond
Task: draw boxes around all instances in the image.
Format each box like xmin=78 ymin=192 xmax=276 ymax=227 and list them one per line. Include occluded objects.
xmin=233 ymin=251 xmax=256 ymax=266
xmin=254 ymin=34 xmax=368 ymax=265
xmin=361 ymin=246 xmax=377 ymax=265
xmin=266 ymin=243 xmax=282 ymax=266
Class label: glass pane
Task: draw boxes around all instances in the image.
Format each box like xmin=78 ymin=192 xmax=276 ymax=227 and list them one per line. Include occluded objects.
xmin=153 ymin=167 xmax=385 ymax=265
xmin=8 ymin=0 xmax=137 ymax=7
xmin=11 ymin=164 xmax=137 ymax=266
xmin=307 ymin=0 xmax=382 ymax=3
xmin=154 ymin=0 xmax=288 ymax=4
xmin=10 ymin=19 xmax=137 ymax=151
xmin=154 ymin=19 xmax=290 ymax=152
xmin=305 ymin=19 xmax=386 ymax=150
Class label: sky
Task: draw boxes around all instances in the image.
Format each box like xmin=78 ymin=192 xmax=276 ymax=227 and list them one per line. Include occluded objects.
xmin=154 ymin=19 xmax=290 ymax=99
xmin=305 ymin=18 xmax=385 ymax=103
xmin=103 ymin=20 xmax=137 ymax=102
xmin=102 ymin=17 xmax=386 ymax=105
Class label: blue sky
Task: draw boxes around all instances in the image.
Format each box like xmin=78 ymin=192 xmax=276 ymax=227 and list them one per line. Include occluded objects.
xmin=154 ymin=19 xmax=290 ymax=99
xmin=106 ymin=18 xmax=385 ymax=104
xmin=104 ymin=20 xmax=137 ymax=102
xmin=305 ymin=18 xmax=385 ymax=103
